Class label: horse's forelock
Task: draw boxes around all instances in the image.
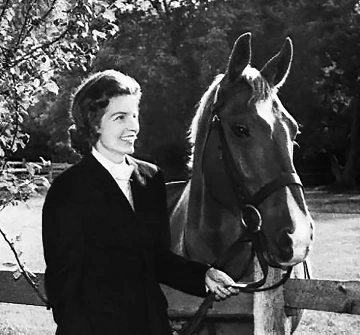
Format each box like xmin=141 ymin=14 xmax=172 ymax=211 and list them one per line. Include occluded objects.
xmin=242 ymin=65 xmax=272 ymax=104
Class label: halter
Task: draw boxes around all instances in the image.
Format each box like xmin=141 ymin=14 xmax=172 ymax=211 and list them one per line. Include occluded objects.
xmin=205 ymin=91 xmax=304 ymax=287
xmin=178 ymin=84 xmax=310 ymax=335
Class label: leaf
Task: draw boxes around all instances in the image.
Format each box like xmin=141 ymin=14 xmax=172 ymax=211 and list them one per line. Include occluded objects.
xmin=102 ymin=9 xmax=117 ymax=23
xmin=2 ymin=262 xmax=17 ymax=268
xmin=13 ymin=268 xmax=22 ymax=280
xmin=92 ymin=29 xmax=106 ymax=41
xmin=44 ymin=81 xmax=59 ymax=95
xmin=33 ymin=176 xmax=51 ymax=189
xmin=33 ymin=78 xmax=41 ymax=88
xmin=23 ymin=265 xmax=36 ymax=279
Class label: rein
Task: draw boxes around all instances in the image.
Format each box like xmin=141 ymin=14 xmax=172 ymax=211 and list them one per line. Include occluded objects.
xmin=178 ymin=93 xmax=309 ymax=335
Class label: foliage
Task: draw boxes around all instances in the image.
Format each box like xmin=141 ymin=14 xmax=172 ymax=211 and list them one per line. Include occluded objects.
xmin=0 ymin=0 xmax=120 ymax=198
xmin=13 ymin=0 xmax=360 ymax=187
xmin=0 ymin=0 xmax=119 ymax=292
xmin=295 ymin=0 xmax=360 ymax=187
xmin=35 ymin=0 xmax=267 ymax=175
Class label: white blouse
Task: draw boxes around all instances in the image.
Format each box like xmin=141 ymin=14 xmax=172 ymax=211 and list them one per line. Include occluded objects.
xmin=91 ymin=148 xmax=134 ymax=210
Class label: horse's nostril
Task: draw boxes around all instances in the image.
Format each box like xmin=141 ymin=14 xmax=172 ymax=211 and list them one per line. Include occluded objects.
xmin=277 ymin=228 xmax=291 ymax=247
xmin=277 ymin=228 xmax=293 ymax=261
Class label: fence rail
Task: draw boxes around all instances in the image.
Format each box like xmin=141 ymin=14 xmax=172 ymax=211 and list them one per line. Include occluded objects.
xmin=0 ymin=270 xmax=359 ymax=317
xmin=4 ymin=160 xmax=71 ymax=182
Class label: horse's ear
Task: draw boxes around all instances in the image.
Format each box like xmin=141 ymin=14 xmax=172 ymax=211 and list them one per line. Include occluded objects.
xmin=260 ymin=37 xmax=293 ymax=88
xmin=227 ymin=32 xmax=252 ymax=82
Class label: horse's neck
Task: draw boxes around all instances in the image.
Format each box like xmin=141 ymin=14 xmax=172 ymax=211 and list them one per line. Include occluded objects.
xmin=184 ymin=177 xmax=246 ymax=264
xmin=171 ymin=175 xmax=253 ymax=280
xmin=169 ymin=182 xmax=191 ymax=256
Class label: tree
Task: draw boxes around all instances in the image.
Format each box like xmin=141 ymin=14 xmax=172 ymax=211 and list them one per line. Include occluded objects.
xmin=0 ymin=0 xmax=119 ymax=299
xmin=299 ymin=0 xmax=360 ymax=188
xmin=19 ymin=0 xmax=360 ymax=188
xmin=249 ymin=0 xmax=360 ymax=189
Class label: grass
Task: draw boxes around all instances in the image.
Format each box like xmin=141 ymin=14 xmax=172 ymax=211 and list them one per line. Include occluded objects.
xmin=0 ymin=189 xmax=359 ymax=334
xmin=0 ymin=195 xmax=55 ymax=335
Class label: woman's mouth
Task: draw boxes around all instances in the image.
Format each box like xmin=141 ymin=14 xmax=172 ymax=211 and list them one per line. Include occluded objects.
xmin=120 ymin=136 xmax=137 ymax=144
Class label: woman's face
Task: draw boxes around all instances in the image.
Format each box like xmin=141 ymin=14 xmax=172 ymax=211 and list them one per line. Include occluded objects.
xmin=95 ymin=94 xmax=140 ymax=163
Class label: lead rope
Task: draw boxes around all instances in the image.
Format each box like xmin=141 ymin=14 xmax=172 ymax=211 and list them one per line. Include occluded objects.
xmin=178 ymin=206 xmax=293 ymax=335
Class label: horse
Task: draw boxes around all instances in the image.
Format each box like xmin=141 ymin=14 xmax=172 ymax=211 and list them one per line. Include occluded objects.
xmin=167 ymin=32 xmax=314 ymax=334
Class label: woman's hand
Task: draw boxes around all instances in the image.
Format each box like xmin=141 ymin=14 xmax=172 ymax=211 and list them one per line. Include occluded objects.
xmin=205 ymin=267 xmax=239 ymax=300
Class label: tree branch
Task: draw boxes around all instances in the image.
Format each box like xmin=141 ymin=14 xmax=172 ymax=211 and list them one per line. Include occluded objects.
xmin=16 ymin=0 xmax=36 ymax=49
xmin=23 ymin=0 xmax=58 ymax=45
xmin=0 ymin=227 xmax=48 ymax=305
xmin=8 ymin=28 xmax=69 ymax=68
xmin=0 ymin=0 xmax=11 ymax=24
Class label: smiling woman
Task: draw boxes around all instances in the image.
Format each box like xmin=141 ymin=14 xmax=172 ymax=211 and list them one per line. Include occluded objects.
xmin=69 ymin=70 xmax=142 ymax=158
xmin=94 ymin=94 xmax=140 ymax=163
xmin=42 ymin=69 xmax=239 ymax=335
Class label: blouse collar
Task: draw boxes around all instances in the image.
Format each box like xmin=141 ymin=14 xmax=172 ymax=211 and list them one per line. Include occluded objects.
xmin=91 ymin=147 xmax=134 ymax=181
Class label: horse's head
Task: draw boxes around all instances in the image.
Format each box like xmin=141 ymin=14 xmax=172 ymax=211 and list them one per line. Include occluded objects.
xmin=190 ymin=33 xmax=314 ymax=268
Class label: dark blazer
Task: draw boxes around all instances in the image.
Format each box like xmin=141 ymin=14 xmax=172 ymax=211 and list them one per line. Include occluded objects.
xmin=42 ymin=154 xmax=208 ymax=335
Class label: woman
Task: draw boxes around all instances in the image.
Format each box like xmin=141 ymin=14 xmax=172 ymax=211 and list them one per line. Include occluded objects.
xmin=42 ymin=69 xmax=238 ymax=335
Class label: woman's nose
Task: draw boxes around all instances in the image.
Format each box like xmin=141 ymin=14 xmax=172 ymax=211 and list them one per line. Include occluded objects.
xmin=127 ymin=116 xmax=140 ymax=132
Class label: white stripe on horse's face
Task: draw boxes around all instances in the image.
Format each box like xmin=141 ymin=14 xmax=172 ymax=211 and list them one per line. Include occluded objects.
xmin=254 ymin=99 xmax=275 ymax=132
xmin=282 ymin=187 xmax=313 ymax=265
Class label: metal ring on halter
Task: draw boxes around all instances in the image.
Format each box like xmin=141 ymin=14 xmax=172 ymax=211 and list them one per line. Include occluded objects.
xmin=241 ymin=204 xmax=262 ymax=233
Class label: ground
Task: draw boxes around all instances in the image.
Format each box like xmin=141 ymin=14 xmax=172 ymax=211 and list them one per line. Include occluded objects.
xmin=0 ymin=189 xmax=359 ymax=334
xmin=294 ymin=189 xmax=360 ymax=334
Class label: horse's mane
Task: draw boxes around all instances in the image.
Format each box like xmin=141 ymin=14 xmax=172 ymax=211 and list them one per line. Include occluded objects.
xmin=187 ymin=65 xmax=272 ymax=170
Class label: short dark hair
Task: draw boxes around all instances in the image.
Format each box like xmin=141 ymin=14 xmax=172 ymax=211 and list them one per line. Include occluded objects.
xmin=69 ymin=69 xmax=141 ymax=155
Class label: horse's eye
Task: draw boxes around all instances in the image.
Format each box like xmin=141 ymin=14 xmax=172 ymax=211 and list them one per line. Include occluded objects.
xmin=232 ymin=125 xmax=250 ymax=138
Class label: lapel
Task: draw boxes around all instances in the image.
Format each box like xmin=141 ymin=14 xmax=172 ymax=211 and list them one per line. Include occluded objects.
xmin=80 ymin=154 xmax=149 ymax=216
xmin=126 ymin=155 xmax=148 ymax=215
xmin=81 ymin=154 xmax=133 ymax=214
xmin=80 ymin=154 xmax=158 ymax=251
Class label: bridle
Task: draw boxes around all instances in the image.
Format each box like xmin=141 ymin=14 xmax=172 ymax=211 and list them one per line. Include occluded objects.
xmin=178 ymin=84 xmax=310 ymax=335
xmin=206 ymin=89 xmax=306 ymax=288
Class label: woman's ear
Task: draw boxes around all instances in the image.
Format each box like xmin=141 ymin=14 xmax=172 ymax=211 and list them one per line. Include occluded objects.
xmin=94 ymin=123 xmax=101 ymax=134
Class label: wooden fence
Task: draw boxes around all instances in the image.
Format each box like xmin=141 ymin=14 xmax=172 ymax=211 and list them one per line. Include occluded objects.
xmin=1 ymin=162 xmax=360 ymax=333
xmin=5 ymin=160 xmax=71 ymax=182
xmin=0 ymin=270 xmax=359 ymax=333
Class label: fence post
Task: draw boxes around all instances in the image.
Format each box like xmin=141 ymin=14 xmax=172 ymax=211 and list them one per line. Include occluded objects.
xmin=48 ymin=164 xmax=53 ymax=183
xmin=253 ymin=258 xmax=291 ymax=334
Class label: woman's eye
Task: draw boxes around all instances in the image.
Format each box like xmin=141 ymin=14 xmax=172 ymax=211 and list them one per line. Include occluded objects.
xmin=114 ymin=114 xmax=125 ymax=121
xmin=231 ymin=125 xmax=250 ymax=138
